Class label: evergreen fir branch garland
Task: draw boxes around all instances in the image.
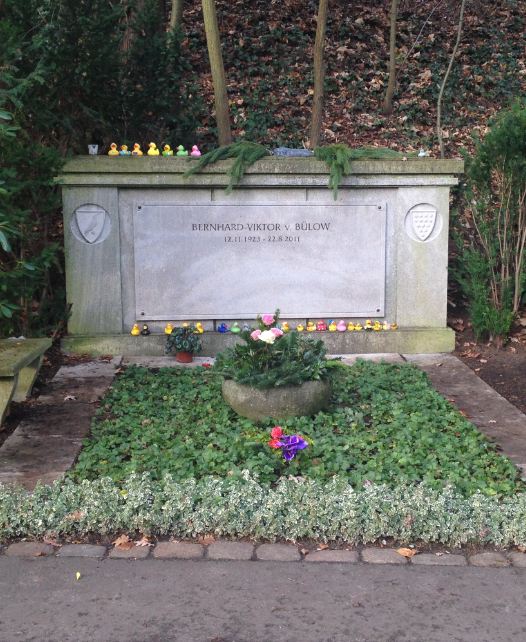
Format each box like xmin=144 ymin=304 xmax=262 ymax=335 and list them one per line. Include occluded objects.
xmin=314 ymin=144 xmax=412 ymax=199
xmin=185 ymin=141 xmax=410 ymax=198
xmin=184 ymin=141 xmax=269 ymax=193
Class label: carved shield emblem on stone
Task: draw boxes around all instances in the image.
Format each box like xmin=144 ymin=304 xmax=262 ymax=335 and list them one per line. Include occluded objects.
xmin=407 ymin=204 xmax=438 ymax=242
xmin=73 ymin=205 xmax=108 ymax=244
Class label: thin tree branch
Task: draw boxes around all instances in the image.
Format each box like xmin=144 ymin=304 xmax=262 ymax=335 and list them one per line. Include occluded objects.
xmin=437 ymin=0 xmax=466 ymax=158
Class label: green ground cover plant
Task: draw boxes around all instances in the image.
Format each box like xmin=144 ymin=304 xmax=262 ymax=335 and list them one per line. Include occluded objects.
xmin=3 ymin=472 xmax=526 ymax=546
xmin=71 ymin=361 xmax=522 ymax=498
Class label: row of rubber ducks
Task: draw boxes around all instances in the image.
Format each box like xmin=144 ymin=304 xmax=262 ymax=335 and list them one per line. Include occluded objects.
xmin=130 ymin=322 xmax=205 ymax=336
xmin=108 ymin=143 xmax=202 ymax=157
xmin=131 ymin=320 xmax=399 ymax=336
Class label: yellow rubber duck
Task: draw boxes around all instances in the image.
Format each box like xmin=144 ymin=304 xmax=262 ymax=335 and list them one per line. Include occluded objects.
xmin=164 ymin=323 xmax=174 ymax=335
xmin=194 ymin=322 xmax=204 ymax=334
xmin=347 ymin=322 xmax=355 ymax=331
xmin=328 ymin=320 xmax=337 ymax=332
xmin=108 ymin=143 xmax=119 ymax=156
xmin=132 ymin=143 xmax=143 ymax=156
xmin=306 ymin=321 xmax=316 ymax=332
xmin=281 ymin=321 xmax=290 ymax=333
xmin=147 ymin=142 xmax=159 ymax=156
xmin=354 ymin=323 xmax=363 ymax=331
xmin=182 ymin=322 xmax=190 ymax=328
xmin=373 ymin=320 xmax=382 ymax=331
xmin=296 ymin=323 xmax=305 ymax=332
xmin=364 ymin=319 xmax=373 ymax=331
xmin=162 ymin=144 xmax=173 ymax=156
xmin=390 ymin=323 xmax=399 ymax=331
xmin=382 ymin=321 xmax=390 ymax=331
xmin=130 ymin=323 xmax=140 ymax=336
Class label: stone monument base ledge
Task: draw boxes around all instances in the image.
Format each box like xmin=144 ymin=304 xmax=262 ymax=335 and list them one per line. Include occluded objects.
xmin=61 ymin=327 xmax=454 ymax=357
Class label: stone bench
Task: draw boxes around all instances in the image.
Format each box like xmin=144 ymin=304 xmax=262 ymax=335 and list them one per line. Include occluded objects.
xmin=0 ymin=338 xmax=52 ymax=426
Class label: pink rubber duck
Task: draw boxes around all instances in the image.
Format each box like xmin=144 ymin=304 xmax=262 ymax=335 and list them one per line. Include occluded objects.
xmin=190 ymin=145 xmax=201 ymax=157
xmin=337 ymin=320 xmax=347 ymax=332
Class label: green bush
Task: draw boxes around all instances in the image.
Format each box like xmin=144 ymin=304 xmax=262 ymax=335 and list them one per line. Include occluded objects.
xmin=0 ymin=48 xmax=64 ymax=334
xmin=455 ymin=101 xmax=526 ymax=344
xmin=0 ymin=0 xmax=203 ymax=336
xmin=3 ymin=473 xmax=526 ymax=547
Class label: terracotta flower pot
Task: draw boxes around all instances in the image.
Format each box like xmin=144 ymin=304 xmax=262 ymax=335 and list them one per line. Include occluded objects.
xmin=175 ymin=351 xmax=193 ymax=363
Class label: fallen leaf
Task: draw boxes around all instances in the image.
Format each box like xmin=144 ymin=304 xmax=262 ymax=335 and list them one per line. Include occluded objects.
xmin=113 ymin=534 xmax=133 ymax=550
xmin=316 ymin=543 xmax=329 ymax=551
xmin=197 ymin=534 xmax=216 ymax=545
xmin=300 ymin=548 xmax=309 ymax=556
xmin=517 ymin=545 xmax=526 ymax=553
xmin=479 ymin=358 xmax=488 ymax=364
xmin=43 ymin=537 xmax=61 ymax=547
xmin=397 ymin=547 xmax=417 ymax=558
xmin=489 ymin=420 xmax=497 ymax=424
xmin=135 ymin=536 xmax=153 ymax=547
xmin=64 ymin=394 xmax=77 ymax=401
xmin=66 ymin=510 xmax=86 ymax=521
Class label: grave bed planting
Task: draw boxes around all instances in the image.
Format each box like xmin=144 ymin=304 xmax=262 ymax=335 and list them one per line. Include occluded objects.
xmin=3 ymin=360 xmax=526 ymax=546
xmin=71 ymin=361 xmax=522 ymax=498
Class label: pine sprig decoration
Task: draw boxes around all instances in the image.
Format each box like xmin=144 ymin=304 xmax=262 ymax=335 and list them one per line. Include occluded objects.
xmin=314 ymin=144 xmax=352 ymax=199
xmin=184 ymin=141 xmax=269 ymax=193
xmin=314 ymin=145 xmax=412 ymax=199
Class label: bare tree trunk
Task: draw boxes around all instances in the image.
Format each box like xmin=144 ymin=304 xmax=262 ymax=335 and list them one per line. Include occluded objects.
xmin=170 ymin=0 xmax=184 ymax=30
xmin=121 ymin=0 xmax=145 ymax=52
xmin=437 ymin=0 xmax=466 ymax=158
xmin=309 ymin=0 xmax=329 ymax=148
xmin=382 ymin=0 xmax=399 ymax=115
xmin=202 ymin=0 xmax=232 ymax=145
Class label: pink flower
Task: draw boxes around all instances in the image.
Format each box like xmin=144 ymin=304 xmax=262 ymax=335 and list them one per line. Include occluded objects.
xmin=271 ymin=426 xmax=283 ymax=438
xmin=268 ymin=438 xmax=281 ymax=449
xmin=261 ymin=314 xmax=275 ymax=326
xmin=250 ymin=329 xmax=262 ymax=340
xmin=270 ymin=327 xmax=283 ymax=337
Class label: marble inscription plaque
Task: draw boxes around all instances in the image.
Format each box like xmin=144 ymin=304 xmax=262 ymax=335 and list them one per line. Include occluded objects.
xmin=133 ymin=203 xmax=386 ymax=319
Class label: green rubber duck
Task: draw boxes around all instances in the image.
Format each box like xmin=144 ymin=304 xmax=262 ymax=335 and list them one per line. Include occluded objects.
xmin=176 ymin=145 xmax=188 ymax=157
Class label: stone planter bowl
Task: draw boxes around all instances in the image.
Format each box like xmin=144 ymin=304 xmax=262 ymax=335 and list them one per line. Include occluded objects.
xmin=222 ymin=379 xmax=331 ymax=421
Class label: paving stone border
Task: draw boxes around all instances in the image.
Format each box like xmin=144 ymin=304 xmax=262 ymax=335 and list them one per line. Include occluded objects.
xmin=2 ymin=541 xmax=526 ymax=569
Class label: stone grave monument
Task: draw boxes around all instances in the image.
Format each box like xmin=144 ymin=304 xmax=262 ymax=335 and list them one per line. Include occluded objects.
xmin=58 ymin=156 xmax=463 ymax=355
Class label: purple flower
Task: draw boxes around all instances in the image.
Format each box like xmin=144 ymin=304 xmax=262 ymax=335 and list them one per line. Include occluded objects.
xmin=279 ymin=434 xmax=308 ymax=461
xmin=267 ymin=428 xmax=308 ymax=462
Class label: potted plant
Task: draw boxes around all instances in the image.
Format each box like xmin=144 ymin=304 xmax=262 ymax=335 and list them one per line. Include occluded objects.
xmin=214 ymin=309 xmax=331 ymax=420
xmin=165 ymin=325 xmax=202 ymax=363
